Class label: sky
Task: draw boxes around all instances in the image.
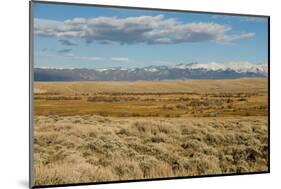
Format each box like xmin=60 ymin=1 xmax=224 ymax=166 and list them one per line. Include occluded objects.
xmin=33 ymin=2 xmax=268 ymax=69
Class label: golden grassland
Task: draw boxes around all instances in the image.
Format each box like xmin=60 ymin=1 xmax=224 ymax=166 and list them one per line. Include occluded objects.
xmin=33 ymin=78 xmax=268 ymax=186
xmin=34 ymin=78 xmax=268 ymax=117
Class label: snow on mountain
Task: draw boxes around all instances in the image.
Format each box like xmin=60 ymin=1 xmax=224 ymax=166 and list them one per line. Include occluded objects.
xmin=95 ymin=68 xmax=109 ymax=72
xmin=144 ymin=67 xmax=159 ymax=72
xmin=119 ymin=68 xmax=129 ymax=71
xmin=96 ymin=67 xmax=128 ymax=72
xmin=174 ymin=61 xmax=268 ymax=75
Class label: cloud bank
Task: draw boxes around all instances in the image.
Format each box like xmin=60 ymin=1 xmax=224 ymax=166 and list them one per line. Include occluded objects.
xmin=34 ymin=15 xmax=254 ymax=45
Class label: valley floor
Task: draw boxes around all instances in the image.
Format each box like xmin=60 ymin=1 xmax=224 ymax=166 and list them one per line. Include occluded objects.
xmin=33 ymin=79 xmax=268 ymax=186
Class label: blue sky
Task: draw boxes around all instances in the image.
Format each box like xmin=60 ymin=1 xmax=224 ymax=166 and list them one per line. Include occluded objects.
xmin=33 ymin=2 xmax=268 ymax=69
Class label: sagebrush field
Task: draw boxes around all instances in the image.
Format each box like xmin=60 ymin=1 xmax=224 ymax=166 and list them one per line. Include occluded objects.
xmin=33 ymin=78 xmax=268 ymax=185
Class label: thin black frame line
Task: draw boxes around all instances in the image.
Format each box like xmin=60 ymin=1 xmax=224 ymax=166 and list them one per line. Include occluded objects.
xmin=267 ymin=17 xmax=270 ymax=173
xmin=29 ymin=1 xmax=270 ymax=188
xmin=31 ymin=0 xmax=270 ymax=18
xmin=29 ymin=1 xmax=34 ymax=188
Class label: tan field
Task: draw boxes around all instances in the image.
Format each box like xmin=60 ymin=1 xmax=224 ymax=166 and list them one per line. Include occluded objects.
xmin=33 ymin=78 xmax=268 ymax=185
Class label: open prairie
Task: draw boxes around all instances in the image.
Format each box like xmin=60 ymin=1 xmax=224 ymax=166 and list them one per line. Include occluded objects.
xmin=33 ymin=78 xmax=268 ymax=185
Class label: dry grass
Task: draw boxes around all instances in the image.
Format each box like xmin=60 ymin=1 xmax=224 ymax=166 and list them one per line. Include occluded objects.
xmin=33 ymin=79 xmax=268 ymax=186
xmin=34 ymin=78 xmax=268 ymax=95
xmin=34 ymin=116 xmax=268 ymax=185
xmin=34 ymin=79 xmax=268 ymax=117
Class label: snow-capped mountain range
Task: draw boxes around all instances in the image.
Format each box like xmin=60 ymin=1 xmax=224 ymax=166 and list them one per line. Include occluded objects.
xmin=34 ymin=62 xmax=268 ymax=81
xmin=173 ymin=62 xmax=267 ymax=74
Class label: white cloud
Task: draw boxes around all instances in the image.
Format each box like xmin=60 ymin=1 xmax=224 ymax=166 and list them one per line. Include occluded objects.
xmin=64 ymin=17 xmax=86 ymax=25
xmin=34 ymin=15 xmax=255 ymax=44
xmin=66 ymin=54 xmax=103 ymax=61
xmin=78 ymin=56 xmax=103 ymax=61
xmin=217 ymin=32 xmax=255 ymax=42
xmin=111 ymin=57 xmax=130 ymax=62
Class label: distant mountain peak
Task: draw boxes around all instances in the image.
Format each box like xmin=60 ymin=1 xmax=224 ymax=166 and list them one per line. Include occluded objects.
xmin=35 ymin=61 xmax=268 ymax=81
xmin=174 ymin=61 xmax=267 ymax=75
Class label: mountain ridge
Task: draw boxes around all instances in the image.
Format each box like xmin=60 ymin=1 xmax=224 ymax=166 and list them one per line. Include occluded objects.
xmin=34 ymin=62 xmax=268 ymax=81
